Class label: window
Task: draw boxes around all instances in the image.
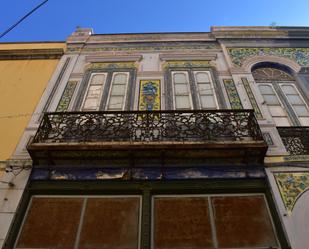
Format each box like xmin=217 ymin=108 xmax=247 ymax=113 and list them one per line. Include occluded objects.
xmin=253 ymin=66 xmax=309 ymax=126
xmin=169 ymin=69 xmax=218 ymax=110
xmin=172 ymin=71 xmax=193 ymax=109
xmin=79 ymin=70 xmax=134 ymax=111
xmin=258 ymin=84 xmax=290 ymax=126
xmin=106 ymin=72 xmax=130 ymax=111
xmin=194 ymin=71 xmax=217 ymax=109
xmin=82 ymin=73 xmax=107 ymax=110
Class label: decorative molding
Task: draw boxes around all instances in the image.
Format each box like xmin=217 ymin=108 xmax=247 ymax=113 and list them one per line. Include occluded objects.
xmin=85 ymin=61 xmax=138 ymax=71
xmin=223 ymin=79 xmax=243 ymax=109
xmin=56 ymin=81 xmax=77 ymax=112
xmin=85 ymin=55 xmax=142 ymax=63
xmin=159 ymin=53 xmax=217 ymax=61
xmin=241 ymin=78 xmax=263 ymax=119
xmin=162 ymin=60 xmax=211 ymax=69
xmin=0 ymin=48 xmax=64 ymax=60
xmin=138 ymin=80 xmax=161 ymax=111
xmin=274 ymin=172 xmax=309 ymax=214
xmin=227 ymin=48 xmax=309 ymax=67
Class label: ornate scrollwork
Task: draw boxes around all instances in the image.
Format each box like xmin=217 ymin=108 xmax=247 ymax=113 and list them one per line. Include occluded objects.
xmin=33 ymin=110 xmax=263 ymax=143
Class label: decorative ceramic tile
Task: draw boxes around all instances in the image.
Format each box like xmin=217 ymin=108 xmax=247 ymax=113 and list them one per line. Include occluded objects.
xmin=223 ymin=79 xmax=243 ymax=109
xmin=86 ymin=62 xmax=137 ymax=71
xmin=241 ymin=78 xmax=263 ymax=119
xmin=163 ymin=60 xmax=210 ymax=69
xmin=228 ymin=48 xmax=309 ymax=67
xmin=139 ymin=80 xmax=161 ymax=111
xmin=274 ymin=172 xmax=309 ymax=214
xmin=68 ymin=43 xmax=217 ymax=53
xmin=31 ymin=167 xmax=265 ymax=181
xmin=56 ymin=81 xmax=77 ymax=112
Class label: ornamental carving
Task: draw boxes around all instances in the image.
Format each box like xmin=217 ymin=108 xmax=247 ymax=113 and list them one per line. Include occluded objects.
xmin=274 ymin=172 xmax=309 ymax=214
xmin=227 ymin=48 xmax=309 ymax=67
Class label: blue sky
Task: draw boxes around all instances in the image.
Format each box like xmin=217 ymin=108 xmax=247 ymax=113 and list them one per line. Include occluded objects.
xmin=1 ymin=0 xmax=309 ymax=42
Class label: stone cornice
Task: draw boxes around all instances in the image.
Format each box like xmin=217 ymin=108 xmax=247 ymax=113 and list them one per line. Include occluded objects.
xmin=212 ymin=26 xmax=309 ymax=40
xmin=0 ymin=48 xmax=64 ymax=60
xmin=67 ymin=32 xmax=216 ymax=44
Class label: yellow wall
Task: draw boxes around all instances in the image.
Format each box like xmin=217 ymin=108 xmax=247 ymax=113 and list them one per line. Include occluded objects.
xmin=0 ymin=43 xmax=65 ymax=160
xmin=0 ymin=42 xmax=65 ymax=50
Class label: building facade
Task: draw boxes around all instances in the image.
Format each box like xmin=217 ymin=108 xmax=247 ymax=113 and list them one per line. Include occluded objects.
xmin=0 ymin=42 xmax=65 ymax=248
xmin=3 ymin=26 xmax=309 ymax=249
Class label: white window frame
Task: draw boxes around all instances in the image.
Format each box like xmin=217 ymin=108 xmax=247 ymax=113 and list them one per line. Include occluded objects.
xmin=171 ymin=71 xmax=193 ymax=110
xmin=193 ymin=70 xmax=218 ymax=109
xmin=106 ymin=72 xmax=130 ymax=111
xmin=279 ymin=83 xmax=309 ymax=119
xmin=81 ymin=72 xmax=107 ymax=111
xmin=258 ymin=83 xmax=292 ymax=126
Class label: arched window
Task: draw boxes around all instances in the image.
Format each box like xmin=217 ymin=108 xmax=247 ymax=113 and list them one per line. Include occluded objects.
xmin=253 ymin=66 xmax=309 ymax=126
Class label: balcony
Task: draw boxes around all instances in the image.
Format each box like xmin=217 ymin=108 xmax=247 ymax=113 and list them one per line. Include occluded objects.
xmin=27 ymin=110 xmax=267 ymax=166
xmin=278 ymin=127 xmax=309 ymax=156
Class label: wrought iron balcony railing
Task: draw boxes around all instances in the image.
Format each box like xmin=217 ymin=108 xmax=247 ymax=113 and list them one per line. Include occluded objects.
xmin=32 ymin=110 xmax=263 ymax=144
xmin=278 ymin=127 xmax=309 ymax=155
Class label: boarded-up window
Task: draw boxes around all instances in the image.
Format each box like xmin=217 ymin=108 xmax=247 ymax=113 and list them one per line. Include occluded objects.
xmin=79 ymin=198 xmax=140 ymax=249
xmin=212 ymin=195 xmax=278 ymax=248
xmin=153 ymin=195 xmax=278 ymax=249
xmin=15 ymin=196 xmax=140 ymax=249
xmin=154 ymin=197 xmax=213 ymax=249
xmin=16 ymin=197 xmax=83 ymax=249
